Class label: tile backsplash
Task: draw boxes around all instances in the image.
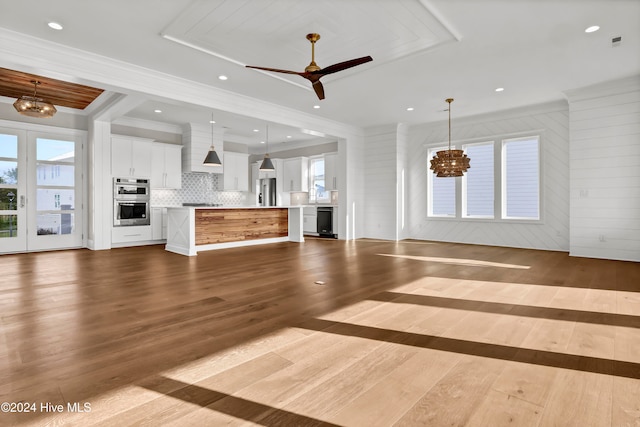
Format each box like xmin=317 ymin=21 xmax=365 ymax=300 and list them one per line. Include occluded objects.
xmin=150 ymin=172 xmax=251 ymax=207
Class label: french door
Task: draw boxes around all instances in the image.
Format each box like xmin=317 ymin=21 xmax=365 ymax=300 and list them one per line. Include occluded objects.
xmin=0 ymin=127 xmax=83 ymax=253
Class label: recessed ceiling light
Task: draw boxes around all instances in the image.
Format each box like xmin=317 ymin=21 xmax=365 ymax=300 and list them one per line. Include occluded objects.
xmin=585 ymin=25 xmax=600 ymax=33
xmin=286 ymin=135 xmax=292 ymax=139
xmin=253 ymin=129 xmax=259 ymax=132
xmin=218 ymin=75 xmax=228 ymax=81
xmin=313 ymin=105 xmax=320 ymax=109
xmin=260 ymin=141 xmax=265 ymax=144
xmin=154 ymin=109 xmax=162 ymax=113
xmin=495 ymin=87 xmax=504 ymax=92
xmin=48 ymin=22 xmax=63 ymax=30
xmin=209 ymin=120 xmax=216 ymax=124
xmin=406 ymin=107 xmax=414 ymax=111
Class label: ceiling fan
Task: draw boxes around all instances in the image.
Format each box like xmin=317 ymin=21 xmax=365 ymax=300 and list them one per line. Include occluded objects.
xmin=245 ymin=33 xmax=373 ymax=100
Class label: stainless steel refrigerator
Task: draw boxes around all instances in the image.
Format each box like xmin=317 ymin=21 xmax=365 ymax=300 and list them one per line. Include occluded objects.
xmin=259 ymin=178 xmax=276 ymax=206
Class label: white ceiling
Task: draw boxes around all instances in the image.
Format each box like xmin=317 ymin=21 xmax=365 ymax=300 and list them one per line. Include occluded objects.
xmin=0 ymin=0 xmax=638 ymax=148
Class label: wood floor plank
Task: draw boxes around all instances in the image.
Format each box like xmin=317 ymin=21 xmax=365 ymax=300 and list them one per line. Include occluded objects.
xmin=491 ymin=359 xmax=559 ymax=407
xmin=392 ymin=356 xmax=506 ymax=426
xmin=537 ymin=370 xmax=614 ymax=427
xmin=612 ymin=376 xmax=640 ymax=427
xmin=329 ymin=348 xmax=461 ymax=426
xmin=465 ymin=388 xmax=544 ymax=427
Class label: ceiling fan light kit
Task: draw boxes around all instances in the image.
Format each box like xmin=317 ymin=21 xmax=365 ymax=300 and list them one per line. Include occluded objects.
xmin=430 ymin=98 xmax=470 ymax=177
xmin=246 ymin=33 xmax=372 ymax=100
xmin=13 ymin=80 xmax=57 ymax=118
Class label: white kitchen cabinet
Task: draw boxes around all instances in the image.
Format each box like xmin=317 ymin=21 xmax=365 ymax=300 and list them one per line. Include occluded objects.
xmin=283 ymin=157 xmax=309 ymax=192
xmin=223 ymin=152 xmax=249 ymax=191
xmin=324 ymin=152 xmax=338 ymax=191
xmin=151 ymin=143 xmax=182 ymax=189
xmin=303 ymin=206 xmax=317 ymax=234
xmin=111 ymin=135 xmax=153 ymax=178
xmin=151 ymin=207 xmax=168 ymax=240
xmin=112 ymin=225 xmax=152 ymax=244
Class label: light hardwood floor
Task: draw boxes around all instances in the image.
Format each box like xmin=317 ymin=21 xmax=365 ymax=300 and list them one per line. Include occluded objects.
xmin=0 ymin=239 xmax=639 ymax=426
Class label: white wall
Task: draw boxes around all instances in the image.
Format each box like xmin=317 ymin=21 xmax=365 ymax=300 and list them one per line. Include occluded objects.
xmin=565 ymin=76 xmax=640 ymax=262
xmin=405 ymin=102 xmax=571 ymax=251
xmin=363 ymin=125 xmax=400 ymax=240
xmin=397 ymin=123 xmax=410 ymax=241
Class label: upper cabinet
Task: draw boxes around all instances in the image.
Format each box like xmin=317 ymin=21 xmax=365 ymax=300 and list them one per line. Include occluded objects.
xmin=111 ymin=135 xmax=152 ymax=178
xmin=223 ymin=152 xmax=249 ymax=191
xmin=151 ymin=142 xmax=182 ymax=189
xmin=283 ymin=157 xmax=309 ymax=192
xmin=324 ymin=152 xmax=338 ymax=191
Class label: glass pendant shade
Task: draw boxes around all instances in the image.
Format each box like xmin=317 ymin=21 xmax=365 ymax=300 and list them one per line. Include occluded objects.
xmin=13 ymin=81 xmax=57 ymax=118
xmin=430 ymin=98 xmax=470 ymax=177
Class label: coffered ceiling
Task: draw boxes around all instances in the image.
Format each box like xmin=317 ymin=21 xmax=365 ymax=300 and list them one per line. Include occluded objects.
xmin=0 ymin=0 xmax=638 ymax=148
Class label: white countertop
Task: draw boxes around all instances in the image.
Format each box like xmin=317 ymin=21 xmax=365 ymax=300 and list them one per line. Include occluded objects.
xmin=167 ymin=205 xmax=305 ymax=209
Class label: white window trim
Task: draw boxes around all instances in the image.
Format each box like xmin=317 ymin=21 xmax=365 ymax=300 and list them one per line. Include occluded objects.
xmin=501 ymin=135 xmax=542 ymax=221
xmin=426 ymin=130 xmax=544 ymax=224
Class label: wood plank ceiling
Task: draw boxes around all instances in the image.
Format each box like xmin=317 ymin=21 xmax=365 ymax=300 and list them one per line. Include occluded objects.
xmin=0 ymin=67 xmax=104 ymax=110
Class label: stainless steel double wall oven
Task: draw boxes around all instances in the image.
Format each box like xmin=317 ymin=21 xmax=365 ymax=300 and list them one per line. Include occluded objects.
xmin=113 ymin=178 xmax=150 ymax=226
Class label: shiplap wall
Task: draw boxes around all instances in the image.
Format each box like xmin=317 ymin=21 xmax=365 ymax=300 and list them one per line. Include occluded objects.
xmin=342 ymin=135 xmax=366 ymax=239
xmin=405 ymin=102 xmax=570 ymax=251
xmin=565 ymin=76 xmax=640 ymax=262
xmin=363 ymin=125 xmax=400 ymax=240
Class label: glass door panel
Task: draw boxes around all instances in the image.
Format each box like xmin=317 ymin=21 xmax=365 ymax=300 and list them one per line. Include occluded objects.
xmin=27 ymin=135 xmax=82 ymax=250
xmin=0 ymin=131 xmax=27 ymax=252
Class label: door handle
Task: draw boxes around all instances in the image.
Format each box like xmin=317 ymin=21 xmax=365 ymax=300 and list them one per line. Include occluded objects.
xmin=20 ymin=195 xmax=25 ymax=208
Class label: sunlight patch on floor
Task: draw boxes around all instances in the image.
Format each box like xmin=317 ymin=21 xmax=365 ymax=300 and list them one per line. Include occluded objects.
xmin=377 ymin=253 xmax=530 ymax=269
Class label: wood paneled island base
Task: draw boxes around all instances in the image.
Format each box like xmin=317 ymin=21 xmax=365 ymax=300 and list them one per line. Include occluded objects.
xmin=195 ymin=208 xmax=288 ymax=245
xmin=165 ymin=206 xmax=304 ymax=256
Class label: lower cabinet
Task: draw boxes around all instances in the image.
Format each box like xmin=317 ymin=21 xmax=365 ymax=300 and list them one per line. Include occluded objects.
xmin=112 ymin=225 xmax=152 ymax=244
xmin=151 ymin=207 xmax=168 ymax=240
xmin=303 ymin=206 xmax=317 ymax=234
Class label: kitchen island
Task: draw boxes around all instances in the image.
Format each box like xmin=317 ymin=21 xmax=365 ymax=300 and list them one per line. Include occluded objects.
xmin=165 ymin=206 xmax=304 ymax=256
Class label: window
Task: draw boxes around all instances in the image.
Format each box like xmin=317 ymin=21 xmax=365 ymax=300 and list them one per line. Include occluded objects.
xmin=502 ymin=136 xmax=540 ymax=220
xmin=427 ymin=134 xmax=540 ymax=221
xmin=428 ymin=147 xmax=455 ymax=216
xmin=309 ymin=157 xmax=329 ymax=203
xmin=463 ymin=142 xmax=494 ymax=218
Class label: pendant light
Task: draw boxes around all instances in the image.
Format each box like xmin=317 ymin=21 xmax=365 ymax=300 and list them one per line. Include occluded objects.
xmin=259 ymin=124 xmax=275 ymax=171
xmin=13 ymin=80 xmax=57 ymax=118
xmin=429 ymin=98 xmax=470 ymax=177
xmin=203 ymin=113 xmax=221 ymax=166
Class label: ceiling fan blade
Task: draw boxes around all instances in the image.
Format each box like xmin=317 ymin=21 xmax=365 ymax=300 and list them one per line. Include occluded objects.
xmin=245 ymin=65 xmax=301 ymax=75
xmin=312 ymin=80 xmax=325 ymax=100
xmin=314 ymin=56 xmax=373 ymax=76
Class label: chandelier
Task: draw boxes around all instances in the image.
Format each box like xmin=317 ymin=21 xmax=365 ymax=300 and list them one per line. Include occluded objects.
xmin=430 ymin=98 xmax=470 ymax=177
xmin=13 ymin=80 xmax=57 ymax=118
